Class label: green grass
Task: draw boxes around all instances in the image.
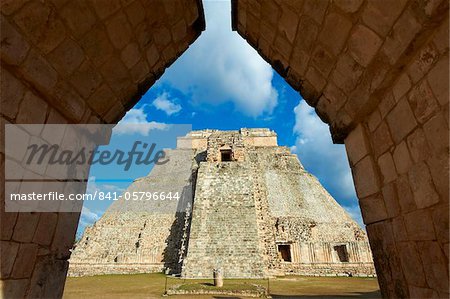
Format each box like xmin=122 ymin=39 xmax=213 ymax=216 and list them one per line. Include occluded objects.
xmin=63 ymin=273 xmax=381 ymax=299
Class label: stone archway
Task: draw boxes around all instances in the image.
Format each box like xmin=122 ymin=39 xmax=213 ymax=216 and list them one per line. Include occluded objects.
xmin=0 ymin=0 xmax=448 ymax=298
xmin=231 ymin=0 xmax=448 ymax=297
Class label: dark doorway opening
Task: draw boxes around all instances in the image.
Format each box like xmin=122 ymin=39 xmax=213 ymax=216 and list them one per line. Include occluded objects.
xmin=220 ymin=149 xmax=232 ymax=162
xmin=334 ymin=245 xmax=349 ymax=262
xmin=278 ymin=244 xmax=292 ymax=262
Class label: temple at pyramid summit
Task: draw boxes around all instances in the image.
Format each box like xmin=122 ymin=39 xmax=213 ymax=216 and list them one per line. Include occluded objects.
xmin=69 ymin=128 xmax=375 ymax=278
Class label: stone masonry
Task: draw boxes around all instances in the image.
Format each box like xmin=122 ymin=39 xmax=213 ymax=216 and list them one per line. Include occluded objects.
xmin=0 ymin=0 xmax=448 ymax=297
xmin=69 ymin=129 xmax=375 ymax=279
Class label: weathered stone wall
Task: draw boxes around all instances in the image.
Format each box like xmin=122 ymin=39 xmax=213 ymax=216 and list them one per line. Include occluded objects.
xmin=232 ymin=0 xmax=449 ymax=297
xmin=0 ymin=1 xmax=205 ymax=297
xmin=68 ymin=148 xmax=196 ymax=276
xmin=182 ymin=129 xmax=374 ymax=278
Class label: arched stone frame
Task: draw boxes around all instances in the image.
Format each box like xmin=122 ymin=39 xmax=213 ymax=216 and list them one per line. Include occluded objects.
xmin=0 ymin=0 xmax=448 ymax=298
xmin=1 ymin=1 xmax=205 ymax=297
xmin=232 ymin=0 xmax=448 ymax=297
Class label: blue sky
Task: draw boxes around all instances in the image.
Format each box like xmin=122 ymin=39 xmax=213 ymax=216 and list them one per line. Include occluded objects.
xmin=77 ymin=0 xmax=363 ymax=237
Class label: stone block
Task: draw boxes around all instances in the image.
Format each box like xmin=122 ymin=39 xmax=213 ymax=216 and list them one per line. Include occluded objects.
xmin=409 ymin=286 xmax=438 ymax=298
xmin=427 ymin=55 xmax=449 ymax=106
xmin=33 ymin=213 xmax=58 ymax=246
xmin=408 ymin=162 xmax=440 ymax=209
xmin=70 ymin=61 xmax=103 ymax=99
xmin=13 ymin=1 xmax=66 ymax=54
xmin=404 ymin=209 xmax=437 ymax=240
xmin=423 ymin=112 xmax=449 ymax=155
xmin=125 ymin=0 xmax=146 ymax=27
xmin=362 ymin=0 xmax=408 ymax=36
xmin=130 ymin=59 xmax=150 ymax=84
xmin=305 ymin=66 xmax=326 ymax=93
xmin=11 ymin=243 xmax=38 ymax=279
xmin=1 ymin=279 xmax=28 ymax=298
xmin=334 ymin=0 xmax=363 ymax=13
xmin=426 ymin=152 xmax=449 ymax=201
xmin=48 ymin=38 xmax=85 ymax=77
xmin=318 ymin=12 xmax=352 ymax=56
xmin=289 ymin=48 xmax=310 ymax=76
xmin=0 ymin=241 xmax=19 ymax=278
xmin=381 ymin=8 xmax=422 ymax=65
xmin=378 ymin=152 xmax=397 ymax=184
xmin=0 ymin=16 xmax=30 ymax=65
xmin=407 ymin=43 xmax=439 ymax=83
xmin=1 ymin=211 xmax=18 ymax=240
xmin=12 ymin=213 xmax=40 ymax=243
xmin=367 ymin=109 xmax=381 ymax=132
xmin=295 ymin=16 xmax=319 ymax=52
xmin=408 ymin=79 xmax=440 ymax=124
xmin=153 ymin=26 xmax=172 ymax=49
xmin=348 ymin=24 xmax=382 ymax=67
xmin=381 ymin=182 xmax=401 ymax=218
xmin=121 ymin=42 xmax=141 ymax=68
xmin=105 ymin=12 xmax=133 ymax=50
xmin=397 ymin=241 xmax=427 ymax=287
xmin=60 ymin=0 xmax=97 ymax=38
xmin=392 ymin=141 xmax=412 ymax=175
xmin=89 ymin=0 xmax=121 ymax=19
xmin=353 ymin=156 xmax=380 ymax=198
xmin=371 ymin=121 xmax=393 ymax=157
xmin=417 ymin=241 xmax=449 ymax=291
xmin=51 ymin=81 xmax=86 ymax=122
xmin=80 ymin=26 xmax=115 ymax=67
xmin=323 ymin=82 xmax=346 ymax=111
xmin=386 ymin=98 xmax=417 ymax=144
xmin=146 ymin=44 xmax=160 ymax=68
xmin=392 ymin=216 xmax=408 ymax=241
xmin=311 ymin=45 xmax=335 ymax=77
xmin=279 ymin=5 xmax=299 ymax=43
xmin=16 ymin=92 xmax=48 ymax=124
xmin=171 ymin=19 xmax=187 ymax=43
xmin=431 ymin=204 xmax=449 ymax=244
xmin=406 ymin=128 xmax=431 ymax=163
xmin=331 ymin=53 xmax=364 ymax=94
xmin=0 ymin=68 xmax=25 ymax=119
xmin=359 ymin=194 xmax=388 ymax=224
xmin=396 ymin=174 xmax=417 ymax=213
xmin=378 ymin=92 xmax=396 ymax=119
xmin=392 ymin=74 xmax=411 ymax=102
xmin=51 ymin=212 xmax=80 ymax=259
xmin=303 ymin=0 xmax=328 ymax=24
xmin=22 ymin=50 xmax=58 ymax=92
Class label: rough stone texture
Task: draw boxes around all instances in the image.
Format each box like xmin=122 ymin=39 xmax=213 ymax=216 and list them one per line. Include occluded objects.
xmin=0 ymin=0 xmax=447 ymax=297
xmin=69 ymin=129 xmax=374 ymax=279
xmin=232 ymin=0 xmax=448 ymax=297
xmin=68 ymin=149 xmax=195 ymax=276
xmin=1 ymin=0 xmax=205 ymax=297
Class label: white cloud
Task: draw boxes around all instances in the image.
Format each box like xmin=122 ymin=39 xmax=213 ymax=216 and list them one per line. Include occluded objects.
xmin=113 ymin=107 xmax=169 ymax=136
xmin=80 ymin=206 xmax=99 ymax=225
xmin=152 ymin=92 xmax=182 ymax=115
xmin=292 ymin=100 xmax=364 ymax=226
xmin=159 ymin=1 xmax=278 ymax=117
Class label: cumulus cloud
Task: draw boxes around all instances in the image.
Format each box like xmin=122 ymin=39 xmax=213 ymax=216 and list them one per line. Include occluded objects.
xmin=152 ymin=92 xmax=182 ymax=115
xmin=292 ymin=100 xmax=363 ymax=225
xmin=113 ymin=107 xmax=169 ymax=136
xmin=159 ymin=1 xmax=278 ymax=117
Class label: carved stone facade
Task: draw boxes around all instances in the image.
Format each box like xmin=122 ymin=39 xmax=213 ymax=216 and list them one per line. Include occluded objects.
xmin=69 ymin=129 xmax=375 ymax=278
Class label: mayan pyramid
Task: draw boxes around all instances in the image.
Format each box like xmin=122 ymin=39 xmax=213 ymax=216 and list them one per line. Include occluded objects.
xmin=68 ymin=129 xmax=375 ymax=278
